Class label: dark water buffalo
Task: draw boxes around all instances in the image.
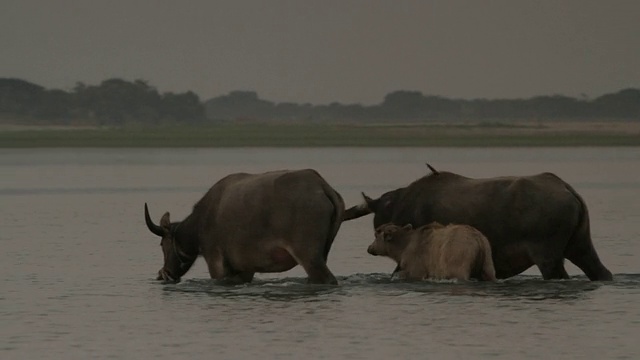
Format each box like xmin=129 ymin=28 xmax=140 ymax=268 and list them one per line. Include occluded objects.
xmin=344 ymin=165 xmax=613 ymax=281
xmin=145 ymin=169 xmax=345 ymax=284
xmin=368 ymin=222 xmax=496 ymax=282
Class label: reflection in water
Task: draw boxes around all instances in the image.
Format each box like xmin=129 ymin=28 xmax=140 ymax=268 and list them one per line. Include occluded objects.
xmin=163 ymin=277 xmax=345 ymax=301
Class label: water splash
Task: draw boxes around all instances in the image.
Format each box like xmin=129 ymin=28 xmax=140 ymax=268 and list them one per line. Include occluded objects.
xmin=159 ymin=273 xmax=640 ymax=302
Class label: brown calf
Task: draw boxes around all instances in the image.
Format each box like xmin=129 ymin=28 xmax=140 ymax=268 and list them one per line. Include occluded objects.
xmin=368 ymin=222 xmax=496 ymax=281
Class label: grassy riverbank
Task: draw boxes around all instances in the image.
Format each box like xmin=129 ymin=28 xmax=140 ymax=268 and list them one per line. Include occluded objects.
xmin=1 ymin=121 xmax=639 ymax=148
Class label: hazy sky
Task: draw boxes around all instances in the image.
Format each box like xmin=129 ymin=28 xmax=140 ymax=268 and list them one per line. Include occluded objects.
xmin=2 ymin=1 xmax=639 ymax=104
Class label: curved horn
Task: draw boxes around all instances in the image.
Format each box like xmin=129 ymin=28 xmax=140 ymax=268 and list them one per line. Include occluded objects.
xmin=342 ymin=192 xmax=374 ymax=221
xmin=144 ymin=203 xmax=165 ymax=237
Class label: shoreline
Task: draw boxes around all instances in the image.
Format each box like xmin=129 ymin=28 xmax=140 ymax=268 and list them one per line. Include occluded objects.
xmin=1 ymin=121 xmax=639 ymax=148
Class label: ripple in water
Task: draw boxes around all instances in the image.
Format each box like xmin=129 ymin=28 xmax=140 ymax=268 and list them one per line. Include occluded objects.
xmin=160 ymin=273 xmax=640 ymax=302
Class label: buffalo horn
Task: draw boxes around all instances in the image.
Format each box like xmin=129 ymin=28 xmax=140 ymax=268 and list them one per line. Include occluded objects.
xmin=342 ymin=192 xmax=374 ymax=221
xmin=144 ymin=203 xmax=165 ymax=237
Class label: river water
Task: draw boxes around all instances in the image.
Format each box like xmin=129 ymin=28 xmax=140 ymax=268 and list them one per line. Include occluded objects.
xmin=1 ymin=147 xmax=639 ymax=359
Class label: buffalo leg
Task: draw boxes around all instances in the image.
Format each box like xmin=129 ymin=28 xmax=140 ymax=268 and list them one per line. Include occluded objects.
xmin=205 ymin=255 xmax=255 ymax=284
xmin=566 ymin=236 xmax=613 ymax=281
xmin=539 ymin=259 xmax=571 ymax=280
xmin=290 ymin=250 xmax=337 ymax=285
xmin=535 ymin=257 xmax=569 ymax=280
xmin=567 ymin=255 xmax=613 ymax=281
xmin=565 ymin=242 xmax=613 ymax=281
xmin=529 ymin=240 xmax=571 ymax=280
xmin=303 ymin=259 xmax=338 ymax=285
xmin=287 ymin=230 xmax=338 ymax=284
xmin=226 ymin=271 xmax=255 ymax=284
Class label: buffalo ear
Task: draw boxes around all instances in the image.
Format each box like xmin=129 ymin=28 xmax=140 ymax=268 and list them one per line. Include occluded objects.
xmin=160 ymin=212 xmax=171 ymax=230
xmin=402 ymin=224 xmax=413 ymax=231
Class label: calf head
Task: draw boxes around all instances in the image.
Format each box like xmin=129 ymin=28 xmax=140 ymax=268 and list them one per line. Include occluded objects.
xmin=367 ymin=223 xmax=413 ymax=256
xmin=144 ymin=203 xmax=196 ymax=283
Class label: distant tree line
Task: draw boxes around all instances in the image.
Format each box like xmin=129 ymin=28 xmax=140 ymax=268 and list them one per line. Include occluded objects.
xmin=0 ymin=78 xmax=205 ymax=125
xmin=205 ymin=89 xmax=640 ymax=123
xmin=1 ymin=77 xmax=638 ymax=126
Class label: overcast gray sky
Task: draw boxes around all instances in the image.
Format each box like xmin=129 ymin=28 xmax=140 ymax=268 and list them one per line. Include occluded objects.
xmin=2 ymin=0 xmax=639 ymax=104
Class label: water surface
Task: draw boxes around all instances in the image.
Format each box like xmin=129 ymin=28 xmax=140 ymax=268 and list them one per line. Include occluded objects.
xmin=2 ymin=147 xmax=639 ymax=359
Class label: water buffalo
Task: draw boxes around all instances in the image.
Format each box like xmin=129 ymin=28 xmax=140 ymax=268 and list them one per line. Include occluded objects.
xmin=344 ymin=165 xmax=613 ymax=281
xmin=368 ymin=222 xmax=496 ymax=281
xmin=144 ymin=169 xmax=345 ymax=284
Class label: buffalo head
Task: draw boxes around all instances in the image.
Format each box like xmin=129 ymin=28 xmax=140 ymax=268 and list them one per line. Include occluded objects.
xmin=144 ymin=203 xmax=196 ymax=283
xmin=342 ymin=191 xmax=400 ymax=228
xmin=343 ymin=164 xmax=438 ymax=224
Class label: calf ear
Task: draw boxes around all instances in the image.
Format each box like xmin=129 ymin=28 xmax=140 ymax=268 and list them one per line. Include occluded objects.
xmin=402 ymin=224 xmax=413 ymax=231
xmin=160 ymin=212 xmax=171 ymax=230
